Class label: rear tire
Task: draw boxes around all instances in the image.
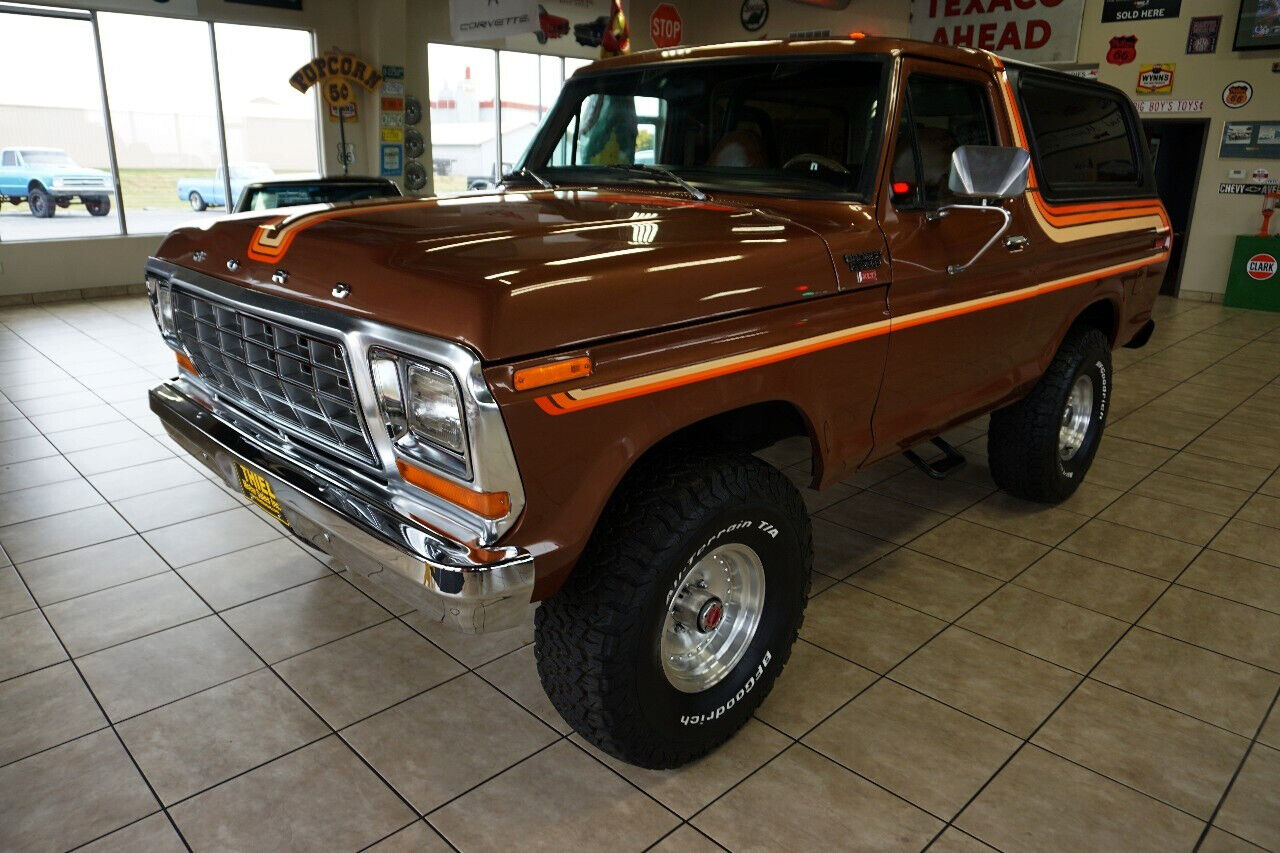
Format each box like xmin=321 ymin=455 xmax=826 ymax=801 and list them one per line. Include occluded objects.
xmin=28 ymin=186 xmax=54 ymax=218
xmin=535 ymin=452 xmax=811 ymax=769
xmin=988 ymin=325 xmax=1111 ymax=502
xmin=189 ymin=191 xmax=207 ymax=212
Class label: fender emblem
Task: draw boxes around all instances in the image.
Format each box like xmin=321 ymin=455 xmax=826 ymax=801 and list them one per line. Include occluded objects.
xmin=843 ymin=251 xmax=881 ymax=273
xmin=192 ymin=250 xmax=207 ymax=262
xmin=271 ymin=269 xmax=288 ymax=285
xmin=226 ymin=259 xmax=240 ymax=272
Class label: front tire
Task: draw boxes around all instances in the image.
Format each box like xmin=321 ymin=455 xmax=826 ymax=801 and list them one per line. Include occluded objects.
xmin=28 ymin=186 xmax=54 ymax=218
xmin=535 ymin=453 xmax=812 ymax=769
xmin=188 ymin=191 xmax=207 ymax=211
xmin=988 ymin=325 xmax=1111 ymax=502
xmin=84 ymin=195 xmax=111 ymax=216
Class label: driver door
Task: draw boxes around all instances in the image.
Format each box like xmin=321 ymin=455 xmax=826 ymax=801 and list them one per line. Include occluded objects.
xmin=871 ymin=59 xmax=1038 ymax=457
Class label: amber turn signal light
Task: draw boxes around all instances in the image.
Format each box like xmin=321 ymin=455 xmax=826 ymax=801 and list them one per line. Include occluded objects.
xmin=512 ymin=356 xmax=593 ymax=391
xmin=396 ymin=459 xmax=511 ymax=519
xmin=175 ymin=350 xmax=198 ymax=375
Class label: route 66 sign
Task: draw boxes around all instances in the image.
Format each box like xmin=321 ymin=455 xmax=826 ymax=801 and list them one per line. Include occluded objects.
xmin=1106 ymin=34 xmax=1138 ymax=65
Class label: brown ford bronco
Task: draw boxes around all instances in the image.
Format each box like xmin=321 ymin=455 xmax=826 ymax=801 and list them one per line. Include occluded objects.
xmin=146 ymin=37 xmax=1169 ymax=768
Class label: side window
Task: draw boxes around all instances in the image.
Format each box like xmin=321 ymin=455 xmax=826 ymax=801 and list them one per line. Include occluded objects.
xmin=1018 ymin=76 xmax=1141 ymax=199
xmin=0 ymin=151 xmax=14 ymax=167
xmin=890 ymin=75 xmax=995 ymax=207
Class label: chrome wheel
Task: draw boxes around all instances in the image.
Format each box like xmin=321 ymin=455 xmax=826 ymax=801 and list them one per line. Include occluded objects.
xmin=660 ymin=543 xmax=766 ymax=694
xmin=1059 ymin=374 xmax=1094 ymax=461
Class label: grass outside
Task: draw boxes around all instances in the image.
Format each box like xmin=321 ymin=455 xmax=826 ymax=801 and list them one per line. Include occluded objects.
xmin=118 ymin=168 xmax=214 ymax=210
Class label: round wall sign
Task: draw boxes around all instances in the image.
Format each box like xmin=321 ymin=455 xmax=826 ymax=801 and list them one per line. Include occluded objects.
xmin=740 ymin=0 xmax=768 ymax=32
xmin=1247 ymin=253 xmax=1277 ymax=281
xmin=1222 ymin=80 xmax=1252 ymax=108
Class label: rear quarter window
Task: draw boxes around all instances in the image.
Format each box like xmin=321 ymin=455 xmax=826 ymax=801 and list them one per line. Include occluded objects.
xmin=1016 ymin=74 xmax=1152 ymax=202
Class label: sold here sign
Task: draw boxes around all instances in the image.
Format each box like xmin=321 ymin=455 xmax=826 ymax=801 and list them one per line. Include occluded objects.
xmin=911 ymin=0 xmax=1085 ymax=64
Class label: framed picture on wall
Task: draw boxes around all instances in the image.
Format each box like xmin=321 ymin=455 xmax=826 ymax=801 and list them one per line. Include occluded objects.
xmin=1186 ymin=16 xmax=1220 ymax=54
xmin=1233 ymin=0 xmax=1280 ymax=51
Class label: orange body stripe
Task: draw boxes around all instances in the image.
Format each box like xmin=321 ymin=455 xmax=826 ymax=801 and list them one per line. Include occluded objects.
xmin=533 ymin=253 xmax=1167 ymax=415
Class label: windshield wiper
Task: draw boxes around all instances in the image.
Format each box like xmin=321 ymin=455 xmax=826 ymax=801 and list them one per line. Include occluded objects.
xmin=505 ymin=166 xmax=554 ymax=190
xmin=605 ymin=164 xmax=708 ymax=201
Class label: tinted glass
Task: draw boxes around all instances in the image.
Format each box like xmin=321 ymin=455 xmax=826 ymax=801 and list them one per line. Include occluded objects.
xmin=1018 ymin=76 xmax=1140 ymax=197
xmin=527 ymin=58 xmax=886 ymax=198
xmin=240 ymin=181 xmax=400 ymax=211
xmin=895 ymin=75 xmax=994 ymax=205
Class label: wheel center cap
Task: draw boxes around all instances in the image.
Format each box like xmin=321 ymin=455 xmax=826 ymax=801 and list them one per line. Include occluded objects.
xmin=697 ymin=598 xmax=725 ymax=633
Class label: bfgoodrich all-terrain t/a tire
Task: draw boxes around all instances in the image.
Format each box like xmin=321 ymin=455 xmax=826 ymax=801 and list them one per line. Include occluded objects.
xmin=535 ymin=453 xmax=812 ymax=769
xmin=988 ymin=325 xmax=1112 ymax=503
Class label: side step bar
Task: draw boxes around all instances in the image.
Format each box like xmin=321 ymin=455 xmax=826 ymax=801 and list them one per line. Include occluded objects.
xmin=903 ymin=437 xmax=967 ymax=480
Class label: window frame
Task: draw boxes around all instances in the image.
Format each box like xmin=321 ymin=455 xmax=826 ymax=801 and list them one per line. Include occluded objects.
xmin=1012 ymin=69 xmax=1156 ymax=204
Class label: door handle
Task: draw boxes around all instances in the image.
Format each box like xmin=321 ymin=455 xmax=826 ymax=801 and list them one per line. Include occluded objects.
xmin=1003 ymin=235 xmax=1030 ymax=252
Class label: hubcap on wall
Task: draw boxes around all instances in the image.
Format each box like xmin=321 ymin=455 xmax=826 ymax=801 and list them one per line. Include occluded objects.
xmin=1059 ymin=374 xmax=1095 ymax=461
xmin=661 ymin=542 xmax=766 ymax=694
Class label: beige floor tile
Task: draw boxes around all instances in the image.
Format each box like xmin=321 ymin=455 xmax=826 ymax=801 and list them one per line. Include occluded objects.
xmin=0 ymin=564 xmax=34 ymax=617
xmin=0 ymin=661 xmax=105 ymax=766
xmin=1015 ymin=549 xmax=1165 ymax=622
xmin=649 ymin=825 xmax=725 ymax=853
xmin=111 ymin=480 xmax=241 ymax=532
xmin=818 ymin=491 xmax=948 ymax=544
xmin=1141 ymin=586 xmax=1280 ymax=671
xmin=1132 ymin=471 xmax=1253 ymax=517
xmin=1198 ymin=827 xmax=1268 ymax=853
xmin=959 ymin=493 xmax=1086 ymax=546
xmin=576 ymin=719 xmax=790 ymax=819
xmin=87 ymin=457 xmax=205 ymax=501
xmin=930 ymin=828 xmax=999 ymax=852
xmin=16 ymin=536 xmax=169 ymax=606
xmin=1215 ymin=745 xmax=1280 ymax=850
xmin=800 ymin=583 xmax=945 ymax=673
xmin=403 ymin=605 xmax=535 ymax=669
xmin=1181 ymin=550 xmax=1280 ymax=614
xmin=956 ymin=745 xmax=1203 ymax=852
xmin=692 ymin=745 xmax=941 ymax=852
xmin=78 ymin=616 xmax=261 ymax=721
xmin=892 ymin=627 xmax=1078 ymax=737
xmin=1054 ymin=479 xmax=1124 ymax=517
xmin=0 ymin=503 xmax=132 ymax=564
xmin=754 ymin=639 xmax=876 ymax=738
xmin=365 ymin=821 xmax=452 ymax=852
xmin=43 ymin=572 xmax=210 ymax=657
xmin=221 ymin=575 xmax=389 ymax=663
xmin=0 ymin=608 xmax=67 ymax=680
xmin=868 ymin=467 xmax=993 ymax=515
xmin=142 ymin=507 xmax=279 ymax=568
xmin=907 ymin=517 xmax=1049 ymax=580
xmin=810 ymin=517 xmax=896 ymax=580
xmin=476 ymin=644 xmax=573 ymax=734
xmin=276 ymin=620 xmax=462 ymax=729
xmin=784 ymin=466 xmax=858 ymax=514
xmin=1158 ymin=452 xmax=1272 ymax=492
xmin=340 ymin=568 xmax=417 ymax=616
xmin=1211 ymin=518 xmax=1280 ymax=569
xmin=169 ymin=736 xmax=414 ymax=851
xmin=959 ymin=585 xmax=1127 ymax=673
xmin=432 ymin=739 xmax=680 ymax=851
xmin=1059 ymin=518 xmax=1201 ymax=580
xmin=1087 ymin=455 xmax=1156 ymax=491
xmin=65 ymin=436 xmax=174 ymax=476
xmin=1235 ymin=493 xmax=1280 ymax=531
xmin=1110 ymin=405 xmax=1218 ymax=449
xmin=177 ymin=539 xmax=331 ymax=612
xmin=1262 ymin=469 xmax=1280 ymax=498
xmin=344 ymin=673 xmax=556 ymax=813
xmin=78 ymin=813 xmax=186 ymax=853
xmin=1185 ymin=433 xmax=1278 ymax=468
xmin=0 ymin=454 xmax=80 ymax=494
xmin=0 ymin=730 xmax=158 ymax=852
xmin=848 ymin=549 xmax=1000 ymax=621
xmin=0 ymin=434 xmax=58 ymax=465
xmin=117 ymin=669 xmax=327 ymax=805
xmin=0 ymin=477 xmax=103 ymax=528
xmin=805 ymin=679 xmax=1019 ymax=819
xmin=46 ymin=420 xmax=149 ymax=454
xmin=1098 ymin=493 xmax=1228 ymax=546
xmin=1094 ymin=434 xmax=1174 ymax=468
xmin=1261 ymin=706 xmax=1280 ymax=750
xmin=1033 ymin=680 xmax=1248 ymax=818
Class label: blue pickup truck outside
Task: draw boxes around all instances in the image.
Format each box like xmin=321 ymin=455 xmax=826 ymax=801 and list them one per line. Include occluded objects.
xmin=0 ymin=147 xmax=114 ymax=218
xmin=177 ymin=163 xmax=275 ymax=210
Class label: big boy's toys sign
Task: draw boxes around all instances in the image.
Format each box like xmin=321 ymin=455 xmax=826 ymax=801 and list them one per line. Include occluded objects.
xmin=912 ymin=0 xmax=1086 ymax=64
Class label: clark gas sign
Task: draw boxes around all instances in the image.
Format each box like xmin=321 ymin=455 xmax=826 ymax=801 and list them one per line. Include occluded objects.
xmin=911 ymin=0 xmax=1086 ymax=64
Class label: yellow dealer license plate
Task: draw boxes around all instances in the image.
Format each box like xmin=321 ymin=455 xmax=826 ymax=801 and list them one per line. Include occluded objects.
xmin=236 ymin=464 xmax=289 ymax=526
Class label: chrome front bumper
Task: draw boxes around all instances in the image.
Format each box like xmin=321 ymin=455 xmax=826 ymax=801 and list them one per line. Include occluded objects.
xmin=149 ymin=382 xmax=534 ymax=634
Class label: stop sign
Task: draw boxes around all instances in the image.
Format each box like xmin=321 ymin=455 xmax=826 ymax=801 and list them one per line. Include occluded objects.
xmin=651 ymin=3 xmax=683 ymax=48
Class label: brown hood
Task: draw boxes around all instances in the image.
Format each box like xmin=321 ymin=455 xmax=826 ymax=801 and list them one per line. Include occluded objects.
xmin=155 ymin=189 xmax=850 ymax=362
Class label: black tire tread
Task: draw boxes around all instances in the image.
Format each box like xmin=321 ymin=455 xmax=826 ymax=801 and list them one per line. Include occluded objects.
xmin=535 ymin=451 xmax=811 ymax=768
xmin=987 ymin=325 xmax=1110 ymax=502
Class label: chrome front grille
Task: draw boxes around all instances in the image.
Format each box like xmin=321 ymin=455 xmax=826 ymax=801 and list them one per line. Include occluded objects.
xmin=170 ymin=288 xmax=376 ymax=465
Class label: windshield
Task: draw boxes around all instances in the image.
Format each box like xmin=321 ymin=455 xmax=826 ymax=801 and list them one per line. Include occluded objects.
xmin=22 ymin=150 xmax=77 ymax=167
xmin=521 ymin=56 xmax=887 ymax=199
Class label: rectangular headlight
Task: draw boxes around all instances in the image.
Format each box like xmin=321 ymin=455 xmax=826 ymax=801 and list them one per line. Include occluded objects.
xmin=406 ymin=362 xmax=466 ymax=455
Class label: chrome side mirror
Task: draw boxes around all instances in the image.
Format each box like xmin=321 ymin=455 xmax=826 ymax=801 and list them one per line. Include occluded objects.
xmin=932 ymin=145 xmax=1031 ymax=275
xmin=948 ymin=145 xmax=1030 ymax=199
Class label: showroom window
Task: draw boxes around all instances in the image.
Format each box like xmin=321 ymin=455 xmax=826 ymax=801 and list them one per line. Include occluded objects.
xmin=427 ymin=43 xmax=575 ymax=194
xmin=0 ymin=3 xmax=318 ymax=243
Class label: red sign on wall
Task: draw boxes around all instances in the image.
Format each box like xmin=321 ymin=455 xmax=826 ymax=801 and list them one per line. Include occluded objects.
xmin=910 ymin=0 xmax=1085 ymax=64
xmin=650 ymin=3 xmax=683 ymax=48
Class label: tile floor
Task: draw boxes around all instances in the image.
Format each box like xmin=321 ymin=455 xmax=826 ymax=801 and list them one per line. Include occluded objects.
xmin=1 ymin=293 xmax=1279 ymax=852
